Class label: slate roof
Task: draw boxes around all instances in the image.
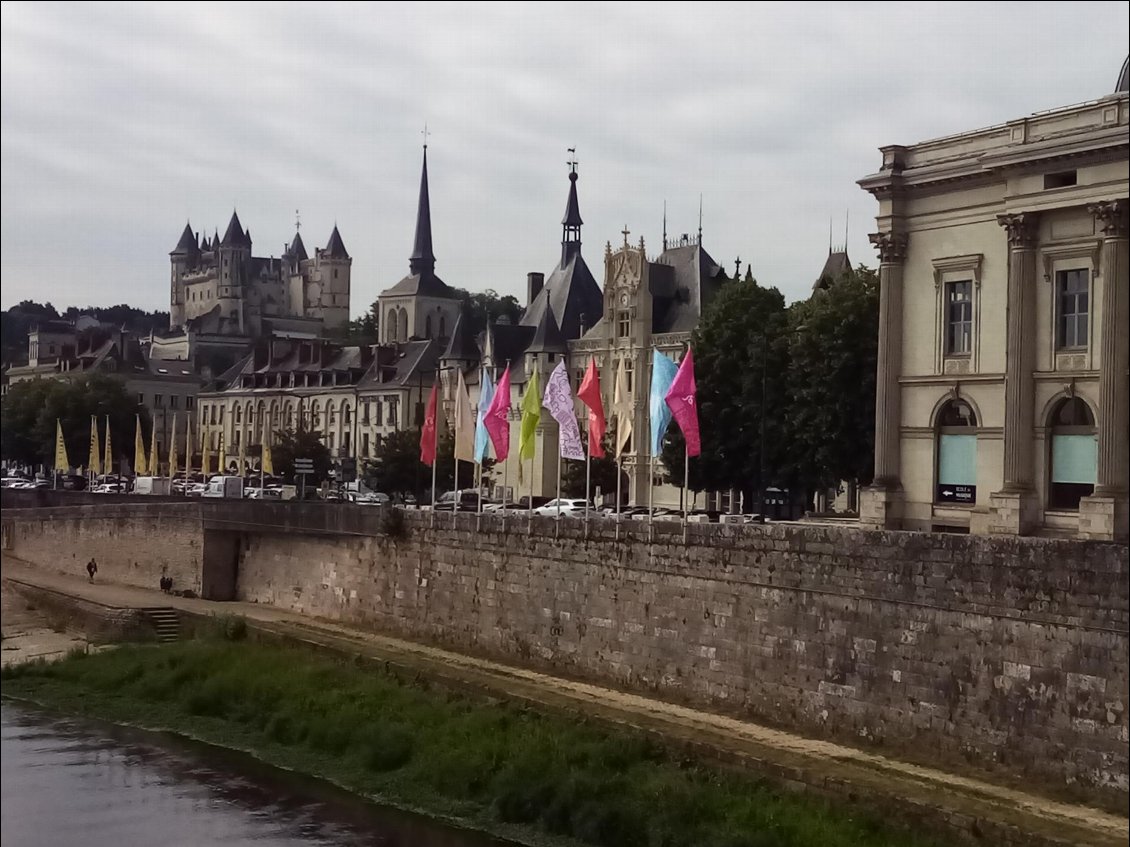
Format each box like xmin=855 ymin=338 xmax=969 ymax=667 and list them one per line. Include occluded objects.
xmin=288 ymin=232 xmax=308 ymax=261
xmin=171 ymin=222 xmax=199 ymax=255
xmin=323 ymin=226 xmax=350 ymax=260
xmin=526 ymin=304 xmax=567 ymax=353
xmin=650 ymin=241 xmax=728 ymax=334
xmin=812 ymin=250 xmax=852 ymax=292
xmin=441 ymin=312 xmax=480 ymax=361
xmin=220 ymin=211 xmax=250 ymax=248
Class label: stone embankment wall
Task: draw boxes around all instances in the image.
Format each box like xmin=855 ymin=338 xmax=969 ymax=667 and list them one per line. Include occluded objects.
xmin=3 ymin=500 xmax=1127 ymax=802
xmin=3 ymin=503 xmax=204 ymax=596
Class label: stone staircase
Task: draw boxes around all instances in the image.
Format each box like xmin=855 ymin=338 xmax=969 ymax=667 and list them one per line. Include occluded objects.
xmin=140 ymin=608 xmax=180 ymax=643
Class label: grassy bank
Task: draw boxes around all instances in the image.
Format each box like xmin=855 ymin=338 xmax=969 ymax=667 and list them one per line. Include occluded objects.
xmin=2 ymin=626 xmax=945 ymax=847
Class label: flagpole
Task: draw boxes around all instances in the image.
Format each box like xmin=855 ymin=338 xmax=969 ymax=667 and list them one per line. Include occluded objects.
xmin=452 ymin=454 xmax=459 ymax=529
xmin=555 ymin=438 xmax=562 ymax=537
xmin=527 ymin=454 xmax=533 ymax=535
xmin=615 ymin=454 xmax=622 ymax=541
xmin=501 ymin=454 xmax=509 ymax=533
xmin=475 ymin=461 xmax=482 ymax=531
xmin=430 ymin=450 xmax=438 ymax=528
xmin=584 ymin=418 xmax=591 ymax=537
xmin=682 ymin=444 xmax=689 ymax=544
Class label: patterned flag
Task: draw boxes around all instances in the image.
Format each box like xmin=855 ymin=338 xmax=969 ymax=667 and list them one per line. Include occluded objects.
xmin=484 ymin=366 xmax=511 ymax=461
xmin=89 ymin=415 xmax=101 ymax=473
xmin=103 ymin=415 xmax=112 ymax=476
xmin=613 ymin=358 xmax=632 ymax=458
xmin=420 ymin=382 xmax=439 ymax=466
xmin=577 ymin=357 xmax=606 ymax=458
xmin=474 ymin=369 xmax=495 ymax=464
xmin=218 ymin=430 xmax=227 ymax=475
xmin=454 ymin=369 xmax=475 ymax=462
xmin=543 ymin=361 xmax=584 ymax=460
xmin=519 ymin=366 xmax=541 ymax=462
xmin=169 ymin=413 xmax=179 ymax=479
xmin=665 ymin=347 xmax=701 ymax=457
xmin=649 ymin=349 xmax=678 ymax=456
xmin=54 ymin=419 xmax=70 ymax=472
xmin=134 ymin=414 xmax=147 ymax=475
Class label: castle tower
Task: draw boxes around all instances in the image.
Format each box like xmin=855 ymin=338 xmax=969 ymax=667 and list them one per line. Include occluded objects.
xmin=310 ymin=225 xmax=351 ymax=329
xmin=169 ymin=222 xmax=199 ymax=329
xmin=216 ymin=210 xmax=251 ymax=333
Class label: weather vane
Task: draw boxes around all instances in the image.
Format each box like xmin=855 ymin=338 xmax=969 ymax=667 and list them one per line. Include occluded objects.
xmin=295 ymin=209 xmax=301 ymax=232
xmin=567 ymin=147 xmax=577 ymax=173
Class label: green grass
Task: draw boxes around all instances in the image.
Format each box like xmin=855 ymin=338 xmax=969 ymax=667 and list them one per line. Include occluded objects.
xmin=2 ymin=630 xmax=947 ymax=847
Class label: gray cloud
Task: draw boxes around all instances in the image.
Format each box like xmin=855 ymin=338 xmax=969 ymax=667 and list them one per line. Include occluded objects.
xmin=2 ymin=1 xmax=1127 ymax=314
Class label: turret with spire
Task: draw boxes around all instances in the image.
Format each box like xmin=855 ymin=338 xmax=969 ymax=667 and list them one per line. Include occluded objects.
xmin=409 ymin=145 xmax=436 ymax=277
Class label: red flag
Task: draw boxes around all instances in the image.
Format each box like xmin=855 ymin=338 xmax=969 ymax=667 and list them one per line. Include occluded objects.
xmin=664 ymin=346 xmax=700 ymax=457
xmin=420 ymin=382 xmax=439 ymax=466
xmin=484 ymin=366 xmax=511 ymax=461
xmin=576 ymin=357 xmax=606 ymax=458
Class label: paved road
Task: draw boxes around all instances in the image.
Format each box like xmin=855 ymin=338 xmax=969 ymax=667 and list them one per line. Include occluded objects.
xmin=1 ymin=556 xmax=1124 ymax=847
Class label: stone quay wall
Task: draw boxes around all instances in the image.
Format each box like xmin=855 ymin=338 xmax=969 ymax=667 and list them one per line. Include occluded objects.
xmin=3 ymin=500 xmax=1127 ymax=802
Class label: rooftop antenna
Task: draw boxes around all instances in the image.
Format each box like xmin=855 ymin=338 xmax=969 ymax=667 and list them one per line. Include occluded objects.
xmin=697 ymin=194 xmax=703 ymax=244
xmin=662 ymin=200 xmax=668 ymax=250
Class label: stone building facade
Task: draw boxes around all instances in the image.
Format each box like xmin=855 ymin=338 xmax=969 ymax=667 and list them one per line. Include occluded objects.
xmin=858 ymin=64 xmax=1129 ymax=540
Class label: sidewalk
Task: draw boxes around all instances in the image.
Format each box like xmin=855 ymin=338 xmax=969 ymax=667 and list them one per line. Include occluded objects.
xmin=2 ymin=556 xmax=1125 ymax=847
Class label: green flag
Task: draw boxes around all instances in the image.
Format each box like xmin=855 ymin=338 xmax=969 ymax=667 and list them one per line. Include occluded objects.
xmin=519 ymin=366 xmax=540 ymax=461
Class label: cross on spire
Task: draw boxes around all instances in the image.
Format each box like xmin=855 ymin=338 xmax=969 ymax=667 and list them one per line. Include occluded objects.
xmin=734 ymin=256 xmax=741 ymax=279
xmin=295 ymin=209 xmax=301 ymax=232
xmin=567 ymin=147 xmax=577 ymax=174
xmin=421 ymin=122 xmax=430 ymax=149
xmin=621 ymin=225 xmax=630 ymax=246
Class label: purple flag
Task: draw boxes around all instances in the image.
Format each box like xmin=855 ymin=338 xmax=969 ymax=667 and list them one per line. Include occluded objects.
xmin=542 ymin=361 xmax=584 ymax=460
xmin=664 ymin=346 xmax=700 ymax=457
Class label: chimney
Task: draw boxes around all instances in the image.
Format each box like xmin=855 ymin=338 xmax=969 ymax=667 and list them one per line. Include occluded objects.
xmin=527 ymin=272 xmax=544 ymax=306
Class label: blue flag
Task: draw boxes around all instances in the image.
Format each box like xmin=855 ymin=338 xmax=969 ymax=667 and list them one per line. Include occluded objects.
xmin=474 ymin=369 xmax=495 ymax=464
xmin=649 ymin=349 xmax=678 ymax=455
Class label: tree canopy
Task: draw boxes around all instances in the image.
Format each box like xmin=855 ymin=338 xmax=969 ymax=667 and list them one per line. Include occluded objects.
xmin=0 ymin=373 xmax=149 ymax=470
xmin=363 ymin=427 xmax=494 ymax=501
xmin=561 ymin=433 xmax=623 ymax=501
xmin=270 ymin=426 xmax=333 ymax=485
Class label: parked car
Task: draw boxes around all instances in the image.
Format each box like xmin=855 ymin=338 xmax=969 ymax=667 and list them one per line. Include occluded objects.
xmin=348 ymin=491 xmax=389 ymax=506
xmin=185 ymin=482 xmax=207 ymax=497
xmin=432 ymin=490 xmax=484 ymax=512
xmin=202 ymin=476 xmax=244 ymax=499
xmin=532 ymin=498 xmax=593 ymax=518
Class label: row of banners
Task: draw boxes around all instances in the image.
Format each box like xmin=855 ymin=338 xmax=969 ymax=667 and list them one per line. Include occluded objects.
xmin=420 ymin=347 xmax=700 ymax=468
xmin=53 ymin=413 xmax=274 ymax=478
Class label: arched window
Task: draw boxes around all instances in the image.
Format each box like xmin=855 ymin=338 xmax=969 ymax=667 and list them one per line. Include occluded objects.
xmin=399 ymin=308 xmax=409 ymax=341
xmin=425 ymin=315 xmax=433 ymax=338
xmin=343 ymin=403 xmax=351 ymax=426
xmin=935 ymin=399 xmax=977 ymax=504
xmin=234 ymin=405 xmax=242 ymax=424
xmin=387 ymin=309 xmax=398 ymax=342
xmin=1048 ymin=397 xmax=1096 ymax=510
xmin=439 ymin=315 xmax=447 ymax=337
xmin=311 ymin=401 xmax=321 ymax=429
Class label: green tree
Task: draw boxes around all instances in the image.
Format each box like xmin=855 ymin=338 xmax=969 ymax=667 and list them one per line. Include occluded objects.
xmin=0 ymin=374 xmax=148 ymax=470
xmin=784 ymin=266 xmax=879 ymax=492
xmin=661 ymin=277 xmax=790 ymax=502
xmin=363 ymin=427 xmax=495 ymax=501
xmin=326 ymin=301 xmax=379 ymax=345
xmin=270 ymin=426 xmax=332 ymax=485
xmin=451 ymin=288 xmax=523 ymax=336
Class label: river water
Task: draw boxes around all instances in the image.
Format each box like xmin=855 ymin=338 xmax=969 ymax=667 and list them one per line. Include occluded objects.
xmin=0 ymin=702 xmax=511 ymax=847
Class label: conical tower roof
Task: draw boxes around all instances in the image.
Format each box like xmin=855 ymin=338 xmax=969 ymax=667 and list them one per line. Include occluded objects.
xmin=171 ymin=222 xmax=199 ymax=255
xmin=442 ymin=312 xmax=479 ymax=361
xmin=220 ymin=210 xmax=249 ymax=248
xmin=288 ymin=231 xmax=308 ymax=261
xmin=323 ymin=226 xmax=349 ymax=260
xmin=409 ymin=147 xmax=435 ymax=275
xmin=527 ymin=303 xmax=567 ymax=353
xmin=562 ymin=170 xmax=583 ymax=227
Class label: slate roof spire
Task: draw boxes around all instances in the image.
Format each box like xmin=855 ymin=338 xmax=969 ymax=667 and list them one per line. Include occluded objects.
xmin=323 ymin=225 xmax=349 ymax=260
xmin=220 ymin=210 xmax=249 ymax=248
xmin=442 ymin=311 xmax=480 ymax=362
xmin=288 ymin=231 xmax=308 ymax=261
xmin=171 ymin=221 xmax=199 ymax=255
xmin=561 ymin=152 xmax=583 ymax=265
xmin=409 ymin=146 xmax=435 ymax=275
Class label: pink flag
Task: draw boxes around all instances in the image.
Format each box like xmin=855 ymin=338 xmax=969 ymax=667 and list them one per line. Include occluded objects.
xmin=664 ymin=347 xmax=700 ymax=457
xmin=576 ymin=358 xmax=606 ymax=458
xmin=419 ymin=382 xmax=439 ymax=466
xmin=484 ymin=366 xmax=511 ymax=461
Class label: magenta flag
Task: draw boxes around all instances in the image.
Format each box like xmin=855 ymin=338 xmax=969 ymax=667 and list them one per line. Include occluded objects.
xmin=664 ymin=347 xmax=701 ymax=457
xmin=484 ymin=366 xmax=511 ymax=461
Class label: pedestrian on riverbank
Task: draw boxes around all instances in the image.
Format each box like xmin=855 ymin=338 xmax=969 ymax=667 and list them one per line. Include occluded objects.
xmin=86 ymin=558 xmax=97 ymax=583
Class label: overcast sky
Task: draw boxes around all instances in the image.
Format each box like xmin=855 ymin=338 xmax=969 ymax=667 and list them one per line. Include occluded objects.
xmin=2 ymin=2 xmax=1127 ymax=316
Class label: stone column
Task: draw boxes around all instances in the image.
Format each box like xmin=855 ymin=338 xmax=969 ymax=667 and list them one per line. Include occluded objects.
xmin=989 ymin=212 xmax=1040 ymax=535
xmin=1080 ymin=199 xmax=1129 ymax=541
xmin=860 ymin=231 xmax=907 ymax=529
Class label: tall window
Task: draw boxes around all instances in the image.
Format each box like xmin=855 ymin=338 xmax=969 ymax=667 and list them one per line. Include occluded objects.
xmin=945 ymin=281 xmax=972 ymax=355
xmin=1056 ymin=269 xmax=1088 ymax=349
xmin=375 ymin=400 xmax=384 ymax=427
xmin=388 ymin=398 xmax=398 ymax=428
xmin=1049 ymin=397 xmax=1096 ymax=510
xmin=935 ymin=399 xmax=977 ymax=504
xmin=625 ymin=360 xmax=634 ymax=393
xmin=617 ymin=311 xmax=631 ymax=338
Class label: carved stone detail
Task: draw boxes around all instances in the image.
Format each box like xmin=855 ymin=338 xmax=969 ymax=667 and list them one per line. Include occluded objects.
xmin=869 ymin=231 xmax=908 ymax=264
xmin=1088 ymin=199 xmax=1129 ymax=239
xmin=996 ymin=212 xmax=1040 ymax=248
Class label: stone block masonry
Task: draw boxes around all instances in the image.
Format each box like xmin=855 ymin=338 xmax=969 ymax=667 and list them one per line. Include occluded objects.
xmin=3 ymin=500 xmax=1127 ymax=804
xmin=237 ymin=513 xmax=1129 ymax=803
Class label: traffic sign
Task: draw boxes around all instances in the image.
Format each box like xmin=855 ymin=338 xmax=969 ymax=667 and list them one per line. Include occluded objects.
xmin=294 ymin=458 xmax=315 ymax=475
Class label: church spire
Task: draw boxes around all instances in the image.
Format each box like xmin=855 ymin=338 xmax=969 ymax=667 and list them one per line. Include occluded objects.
xmin=561 ymin=149 xmax=583 ymax=266
xmin=409 ymin=145 xmax=435 ymax=276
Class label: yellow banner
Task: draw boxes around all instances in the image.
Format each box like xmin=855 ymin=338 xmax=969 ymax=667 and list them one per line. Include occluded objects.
xmin=169 ymin=413 xmax=179 ymax=479
xmin=89 ymin=415 xmax=101 ymax=472
xmin=218 ymin=430 xmax=226 ymax=475
xmin=261 ymin=417 xmax=273 ymax=476
xmin=148 ymin=416 xmax=159 ymax=476
xmin=134 ymin=414 xmax=146 ymax=476
xmin=202 ymin=428 xmax=211 ymax=477
xmin=54 ymin=419 xmax=70 ymax=472
xmin=103 ymin=415 xmax=112 ymax=476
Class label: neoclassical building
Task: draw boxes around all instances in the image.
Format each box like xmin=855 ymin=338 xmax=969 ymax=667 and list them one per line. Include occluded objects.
xmin=858 ymin=61 xmax=1129 ymax=540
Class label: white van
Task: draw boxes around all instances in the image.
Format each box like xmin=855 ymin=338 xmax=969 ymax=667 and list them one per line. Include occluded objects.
xmin=202 ymin=476 xmax=244 ymax=499
xmin=132 ymin=476 xmax=172 ymax=495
